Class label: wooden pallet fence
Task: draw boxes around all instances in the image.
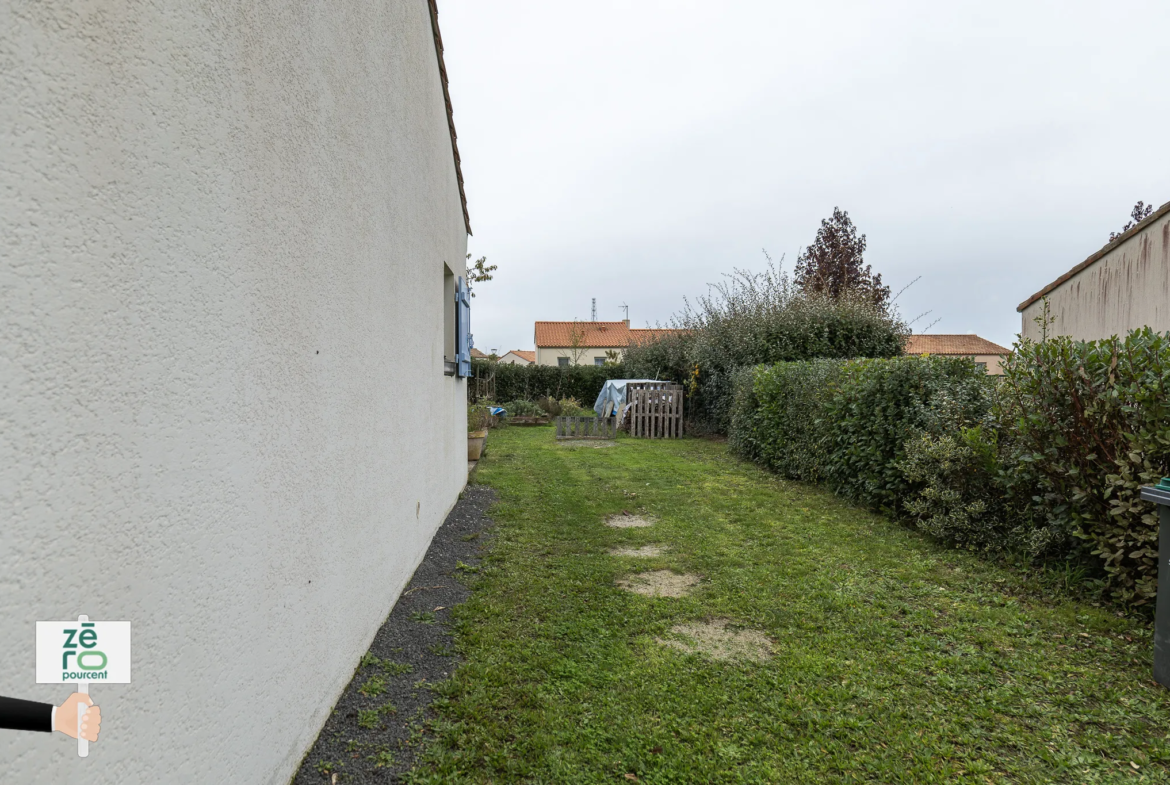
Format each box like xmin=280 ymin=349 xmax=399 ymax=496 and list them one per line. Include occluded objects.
xmin=555 ymin=416 xmax=617 ymax=440
xmin=627 ymin=382 xmax=684 ymax=439
xmin=468 ymin=367 xmax=496 ymax=403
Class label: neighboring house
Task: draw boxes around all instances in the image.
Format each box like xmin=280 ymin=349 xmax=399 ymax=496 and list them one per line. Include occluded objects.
xmin=533 ymin=321 xmax=685 ymax=366
xmin=1018 ymin=200 xmax=1170 ymax=341
xmin=499 ymin=350 xmax=535 ymax=366
xmin=2 ymin=2 xmax=472 ymax=783
xmin=905 ymin=334 xmax=1011 ymax=374
xmin=470 ymin=347 xmax=490 ymax=360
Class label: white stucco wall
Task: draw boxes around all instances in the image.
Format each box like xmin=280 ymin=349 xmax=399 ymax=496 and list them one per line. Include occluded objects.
xmin=1 ymin=2 xmax=468 ymax=783
xmin=1019 ymin=205 xmax=1170 ymax=341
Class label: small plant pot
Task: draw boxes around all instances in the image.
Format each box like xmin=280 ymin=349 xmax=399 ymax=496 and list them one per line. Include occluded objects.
xmin=468 ymin=430 xmax=488 ymax=461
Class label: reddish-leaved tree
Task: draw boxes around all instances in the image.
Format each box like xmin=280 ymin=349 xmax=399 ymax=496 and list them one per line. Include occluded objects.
xmin=794 ymin=207 xmax=890 ymax=309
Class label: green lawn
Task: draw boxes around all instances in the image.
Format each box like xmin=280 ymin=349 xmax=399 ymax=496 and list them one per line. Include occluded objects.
xmin=409 ymin=428 xmax=1170 ymax=784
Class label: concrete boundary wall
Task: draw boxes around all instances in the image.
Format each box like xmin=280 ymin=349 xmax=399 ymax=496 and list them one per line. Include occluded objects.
xmin=1019 ymin=202 xmax=1170 ymax=341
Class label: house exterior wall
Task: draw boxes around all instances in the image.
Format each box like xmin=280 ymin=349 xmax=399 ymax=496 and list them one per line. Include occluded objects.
xmin=498 ymin=352 xmax=533 ymax=366
xmin=1020 ymin=208 xmax=1170 ymax=341
xmin=536 ymin=347 xmax=625 ymax=366
xmin=967 ymin=354 xmax=1006 ymax=375
xmin=1 ymin=3 xmax=467 ymax=784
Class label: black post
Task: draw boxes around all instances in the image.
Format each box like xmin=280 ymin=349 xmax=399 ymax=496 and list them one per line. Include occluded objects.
xmin=1140 ymin=478 xmax=1170 ymax=688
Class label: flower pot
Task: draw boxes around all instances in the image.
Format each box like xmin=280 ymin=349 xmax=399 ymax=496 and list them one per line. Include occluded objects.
xmin=468 ymin=430 xmax=488 ymax=461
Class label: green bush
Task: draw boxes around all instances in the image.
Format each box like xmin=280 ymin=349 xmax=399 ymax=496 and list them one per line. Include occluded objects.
xmin=729 ymin=360 xmax=847 ymax=482
xmin=997 ymin=328 xmax=1170 ymax=605
xmin=534 ymin=396 xmax=592 ymax=418
xmin=473 ymin=360 xmax=627 ymax=406
xmin=822 ymin=356 xmax=995 ymax=515
xmin=623 ymin=261 xmax=905 ymax=434
xmin=728 ymin=328 xmax=1170 ymax=607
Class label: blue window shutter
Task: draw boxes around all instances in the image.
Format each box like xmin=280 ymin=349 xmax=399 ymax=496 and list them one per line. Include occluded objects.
xmin=456 ymin=276 xmax=472 ymax=377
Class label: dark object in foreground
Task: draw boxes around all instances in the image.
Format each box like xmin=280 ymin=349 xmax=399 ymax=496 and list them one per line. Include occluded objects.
xmin=1140 ymin=477 xmax=1170 ymax=688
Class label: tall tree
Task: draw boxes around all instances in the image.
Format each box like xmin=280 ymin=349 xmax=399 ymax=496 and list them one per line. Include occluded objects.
xmin=794 ymin=207 xmax=890 ymax=308
xmin=1109 ymin=201 xmax=1154 ymax=242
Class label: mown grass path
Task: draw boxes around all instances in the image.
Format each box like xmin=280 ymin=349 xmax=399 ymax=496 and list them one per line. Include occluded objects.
xmin=409 ymin=428 xmax=1170 ymax=784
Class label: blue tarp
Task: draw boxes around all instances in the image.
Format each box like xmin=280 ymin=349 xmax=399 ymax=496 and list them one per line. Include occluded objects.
xmin=593 ymin=379 xmax=660 ymax=417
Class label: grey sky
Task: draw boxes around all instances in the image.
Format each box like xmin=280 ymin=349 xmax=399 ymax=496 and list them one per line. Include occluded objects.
xmin=441 ymin=0 xmax=1170 ymax=354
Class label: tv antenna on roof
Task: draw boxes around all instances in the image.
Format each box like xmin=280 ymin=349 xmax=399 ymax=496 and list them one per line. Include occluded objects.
xmin=591 ymin=298 xmax=597 ymax=321
xmin=620 ymin=302 xmax=629 ymax=322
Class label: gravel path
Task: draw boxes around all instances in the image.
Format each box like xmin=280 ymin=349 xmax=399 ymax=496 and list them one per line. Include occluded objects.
xmin=291 ymin=485 xmax=495 ymax=784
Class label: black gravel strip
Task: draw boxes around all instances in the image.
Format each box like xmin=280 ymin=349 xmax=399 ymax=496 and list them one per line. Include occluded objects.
xmin=291 ymin=485 xmax=495 ymax=784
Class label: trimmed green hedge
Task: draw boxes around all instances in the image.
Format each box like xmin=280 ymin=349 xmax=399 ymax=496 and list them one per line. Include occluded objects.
xmin=821 ymin=356 xmax=994 ymax=515
xmin=473 ymin=360 xmax=627 ymax=406
xmin=729 ymin=329 xmax=1170 ymax=606
xmin=729 ymin=360 xmax=847 ymax=483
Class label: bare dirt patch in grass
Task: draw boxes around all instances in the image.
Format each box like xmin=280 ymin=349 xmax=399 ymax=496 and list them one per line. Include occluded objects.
xmin=616 ymin=570 xmax=700 ymax=597
xmin=658 ymin=619 xmax=773 ymax=662
xmin=557 ymin=440 xmax=617 ymax=449
xmin=608 ymin=545 xmax=666 ymax=557
xmin=605 ymin=513 xmax=654 ymax=528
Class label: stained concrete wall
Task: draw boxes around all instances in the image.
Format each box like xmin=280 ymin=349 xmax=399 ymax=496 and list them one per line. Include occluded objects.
xmin=1 ymin=2 xmax=468 ymax=782
xmin=1020 ymin=205 xmax=1170 ymax=341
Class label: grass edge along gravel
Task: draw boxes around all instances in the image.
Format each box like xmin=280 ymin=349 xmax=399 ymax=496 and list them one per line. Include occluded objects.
xmin=406 ymin=427 xmax=1170 ymax=784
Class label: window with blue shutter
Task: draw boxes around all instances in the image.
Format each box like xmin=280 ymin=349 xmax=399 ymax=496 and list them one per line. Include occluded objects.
xmin=455 ymin=276 xmax=472 ymax=378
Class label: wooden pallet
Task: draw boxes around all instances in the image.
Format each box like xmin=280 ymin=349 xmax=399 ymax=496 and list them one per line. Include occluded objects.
xmin=627 ymin=382 xmax=684 ymax=438
xmin=555 ymin=416 xmax=617 ymax=440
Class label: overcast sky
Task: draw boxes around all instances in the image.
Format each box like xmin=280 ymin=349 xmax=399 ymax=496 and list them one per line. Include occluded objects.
xmin=440 ymin=0 xmax=1170 ymax=355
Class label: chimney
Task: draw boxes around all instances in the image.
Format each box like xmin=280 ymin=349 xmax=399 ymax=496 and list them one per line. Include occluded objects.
xmin=623 ymin=319 xmax=630 ymax=327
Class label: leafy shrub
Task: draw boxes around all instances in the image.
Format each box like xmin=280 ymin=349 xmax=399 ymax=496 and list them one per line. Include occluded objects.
xmin=474 ymin=360 xmax=626 ymax=406
xmin=729 ymin=359 xmax=847 ymax=482
xmin=900 ymin=426 xmax=1011 ymax=549
xmin=624 ymin=259 xmax=905 ymax=434
xmin=822 ymin=356 xmax=995 ymax=515
xmin=467 ymin=403 xmax=493 ymax=432
xmin=534 ymin=396 xmax=592 ymax=418
xmin=997 ymin=328 xmax=1170 ymax=604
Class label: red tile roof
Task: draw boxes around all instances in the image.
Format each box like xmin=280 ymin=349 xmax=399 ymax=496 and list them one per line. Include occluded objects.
xmin=507 ymin=350 xmax=535 ymax=362
xmin=470 ymin=347 xmax=489 ymax=359
xmin=905 ymin=334 xmax=1011 ymax=356
xmin=534 ymin=321 xmax=686 ymax=348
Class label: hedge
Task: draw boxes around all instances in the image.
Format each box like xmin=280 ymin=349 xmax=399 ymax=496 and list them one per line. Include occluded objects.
xmin=997 ymin=328 xmax=1170 ymax=604
xmin=728 ymin=359 xmax=847 ymax=483
xmin=472 ymin=360 xmax=627 ymax=406
xmin=821 ymin=356 xmax=995 ymax=515
xmin=728 ymin=329 xmax=1170 ymax=606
